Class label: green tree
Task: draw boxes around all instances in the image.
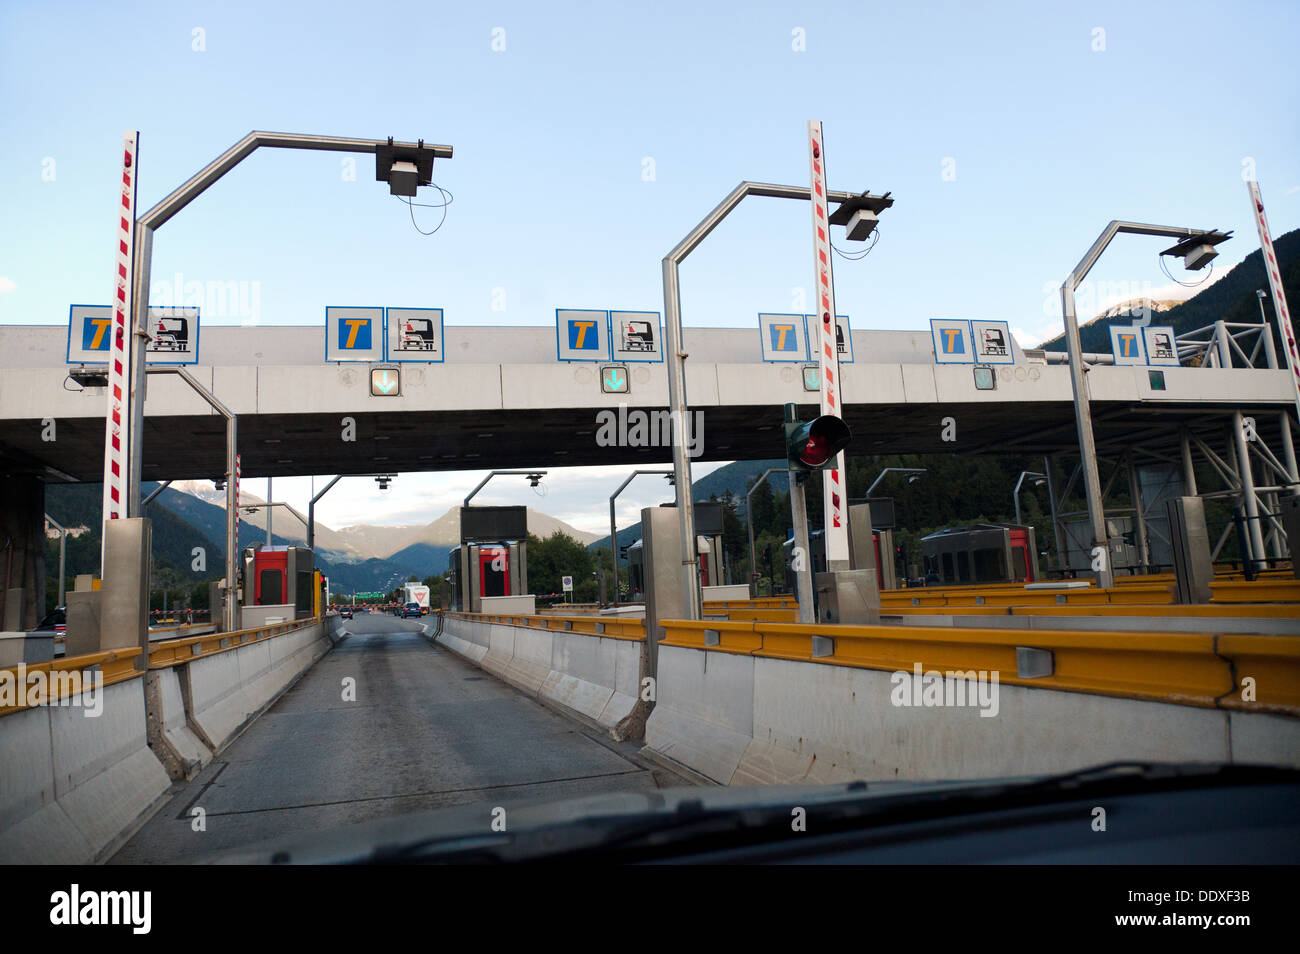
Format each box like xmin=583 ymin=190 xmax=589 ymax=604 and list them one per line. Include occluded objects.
xmin=526 ymin=531 xmax=597 ymax=603
xmin=718 ymin=491 xmax=746 ymax=583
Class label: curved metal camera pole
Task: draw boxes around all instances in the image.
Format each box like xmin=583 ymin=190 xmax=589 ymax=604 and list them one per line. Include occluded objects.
xmin=126 ymin=132 xmax=453 ymax=517
xmin=609 ymin=469 xmax=673 ymax=607
xmin=1060 ymin=220 xmax=1224 ymax=589
xmin=146 ymin=366 xmax=238 ymax=632
xmin=463 ymin=470 xmax=548 ymax=509
xmin=745 ymin=467 xmax=785 ymax=596
xmin=663 ymin=181 xmax=858 ymax=620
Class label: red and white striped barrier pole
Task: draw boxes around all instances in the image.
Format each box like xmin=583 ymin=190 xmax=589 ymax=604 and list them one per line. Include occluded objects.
xmin=807 ymin=121 xmax=850 ymax=568
xmin=101 ymin=132 xmax=139 ymax=568
xmin=1247 ymin=181 xmax=1300 ymax=427
xmin=234 ymin=452 xmax=241 ymax=552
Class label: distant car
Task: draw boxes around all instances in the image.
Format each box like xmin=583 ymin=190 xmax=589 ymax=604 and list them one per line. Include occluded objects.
xmin=340 ymin=607 xmax=353 ymax=619
xmin=402 ymin=602 xmax=422 ymax=619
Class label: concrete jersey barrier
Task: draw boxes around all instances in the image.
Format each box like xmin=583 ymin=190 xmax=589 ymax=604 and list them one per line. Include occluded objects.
xmin=644 ymin=621 xmax=1300 ymax=786
xmin=435 ymin=614 xmax=642 ymax=732
xmin=0 ymin=663 xmax=170 ymax=864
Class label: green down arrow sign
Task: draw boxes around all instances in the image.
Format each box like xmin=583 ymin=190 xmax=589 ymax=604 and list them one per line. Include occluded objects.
xmin=370 ymin=368 xmax=400 ymax=396
xmin=601 ymin=365 xmax=628 ymax=393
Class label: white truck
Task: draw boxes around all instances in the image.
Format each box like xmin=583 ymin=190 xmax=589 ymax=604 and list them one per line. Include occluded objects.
xmin=402 ymin=584 xmax=431 ymax=614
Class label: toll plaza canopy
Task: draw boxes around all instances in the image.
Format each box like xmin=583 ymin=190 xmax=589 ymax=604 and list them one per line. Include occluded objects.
xmin=1 ymin=323 xmax=1294 ymax=482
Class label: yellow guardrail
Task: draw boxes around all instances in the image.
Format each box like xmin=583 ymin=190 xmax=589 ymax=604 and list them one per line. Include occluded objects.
xmin=0 ymin=647 xmax=145 ymax=717
xmin=710 ymin=577 xmax=1296 ymax=622
xmin=879 ymin=584 xmax=1175 ymax=609
xmin=1211 ymin=579 xmax=1300 ymax=604
xmin=883 ymin=602 xmax=1300 ymax=620
xmin=710 ymin=608 xmax=799 ymax=623
xmin=444 ymin=611 xmax=645 ymax=641
xmin=148 ymin=616 xmax=322 ymax=669
xmin=703 ymin=596 xmax=797 ymax=611
xmin=660 ymin=619 xmax=1300 ymax=714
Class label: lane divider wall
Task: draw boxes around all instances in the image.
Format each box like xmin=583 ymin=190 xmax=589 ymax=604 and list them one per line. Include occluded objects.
xmin=0 ymin=648 xmax=171 ymax=864
xmin=0 ymin=615 xmax=341 ymax=863
xmin=146 ymin=617 xmax=335 ymax=773
xmin=435 ymin=612 xmax=644 ymax=733
xmin=644 ymin=619 xmax=1300 ymax=786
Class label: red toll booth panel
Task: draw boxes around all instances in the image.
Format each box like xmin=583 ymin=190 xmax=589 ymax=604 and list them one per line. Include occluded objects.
xmin=1008 ymin=529 xmax=1034 ymax=582
xmin=478 ymin=547 xmax=510 ymax=597
xmin=254 ymin=549 xmax=288 ymax=605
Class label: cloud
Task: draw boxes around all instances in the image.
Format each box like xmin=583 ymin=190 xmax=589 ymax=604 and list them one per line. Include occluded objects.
xmin=1284 ymin=185 xmax=1300 ymax=196
xmin=0 ymin=277 xmax=16 ymax=294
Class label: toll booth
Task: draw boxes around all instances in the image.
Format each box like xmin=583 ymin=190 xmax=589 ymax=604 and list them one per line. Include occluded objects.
xmin=692 ymin=501 xmax=726 ymax=587
xmin=920 ymin=524 xmax=1039 ymax=585
xmin=783 ymin=527 xmax=890 ymax=593
xmin=314 ymin=571 xmax=329 ymax=617
xmin=450 ymin=505 xmax=530 ymax=612
xmin=620 ymin=501 xmax=725 ymax=600
xmin=240 ymin=545 xmax=316 ymax=620
xmin=448 ymin=542 xmax=528 ymax=611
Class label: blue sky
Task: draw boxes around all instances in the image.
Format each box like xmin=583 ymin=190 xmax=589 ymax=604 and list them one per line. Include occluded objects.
xmin=3 ymin=0 xmax=1298 ymax=532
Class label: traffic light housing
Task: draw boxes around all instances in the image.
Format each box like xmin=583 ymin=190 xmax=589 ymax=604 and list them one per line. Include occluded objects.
xmin=783 ymin=404 xmax=851 ymax=476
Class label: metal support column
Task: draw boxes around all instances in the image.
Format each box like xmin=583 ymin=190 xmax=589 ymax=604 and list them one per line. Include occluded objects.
xmin=1231 ymin=411 xmax=1267 ymax=571
xmin=307 ymin=475 xmax=343 ymax=552
xmin=789 ymin=473 xmax=815 ymax=624
xmin=1127 ymin=455 xmax=1150 ymax=573
xmin=746 ymin=468 xmax=783 ymax=597
xmin=1180 ymin=429 xmax=1199 ymax=497
xmin=1043 ymin=455 xmax=1064 ymax=573
xmin=45 ymin=514 xmax=67 ymax=609
xmin=126 ymin=226 xmax=153 ymax=517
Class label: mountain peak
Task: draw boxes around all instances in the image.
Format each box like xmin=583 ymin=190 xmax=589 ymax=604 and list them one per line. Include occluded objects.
xmin=170 ymin=483 xmax=600 ymax=560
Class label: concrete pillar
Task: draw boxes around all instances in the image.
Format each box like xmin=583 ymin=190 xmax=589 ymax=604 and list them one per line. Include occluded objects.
xmin=0 ymin=475 xmax=47 ymax=631
xmin=612 ymin=506 xmax=684 ymax=742
xmin=1167 ymin=497 xmax=1214 ymax=604
xmin=101 ymin=518 xmax=152 ymax=667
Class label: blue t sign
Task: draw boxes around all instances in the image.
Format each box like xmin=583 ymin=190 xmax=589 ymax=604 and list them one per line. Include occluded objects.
xmin=769 ymin=322 xmax=798 ymax=352
xmin=568 ymin=318 xmax=599 ymax=350
xmin=339 ymin=317 xmax=372 ymax=351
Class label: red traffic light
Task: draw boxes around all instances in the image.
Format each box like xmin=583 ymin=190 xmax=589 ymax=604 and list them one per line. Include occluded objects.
xmin=788 ymin=414 xmax=852 ymax=469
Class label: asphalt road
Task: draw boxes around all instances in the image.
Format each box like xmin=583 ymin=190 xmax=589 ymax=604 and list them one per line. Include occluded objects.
xmin=112 ymin=613 xmax=691 ymax=863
